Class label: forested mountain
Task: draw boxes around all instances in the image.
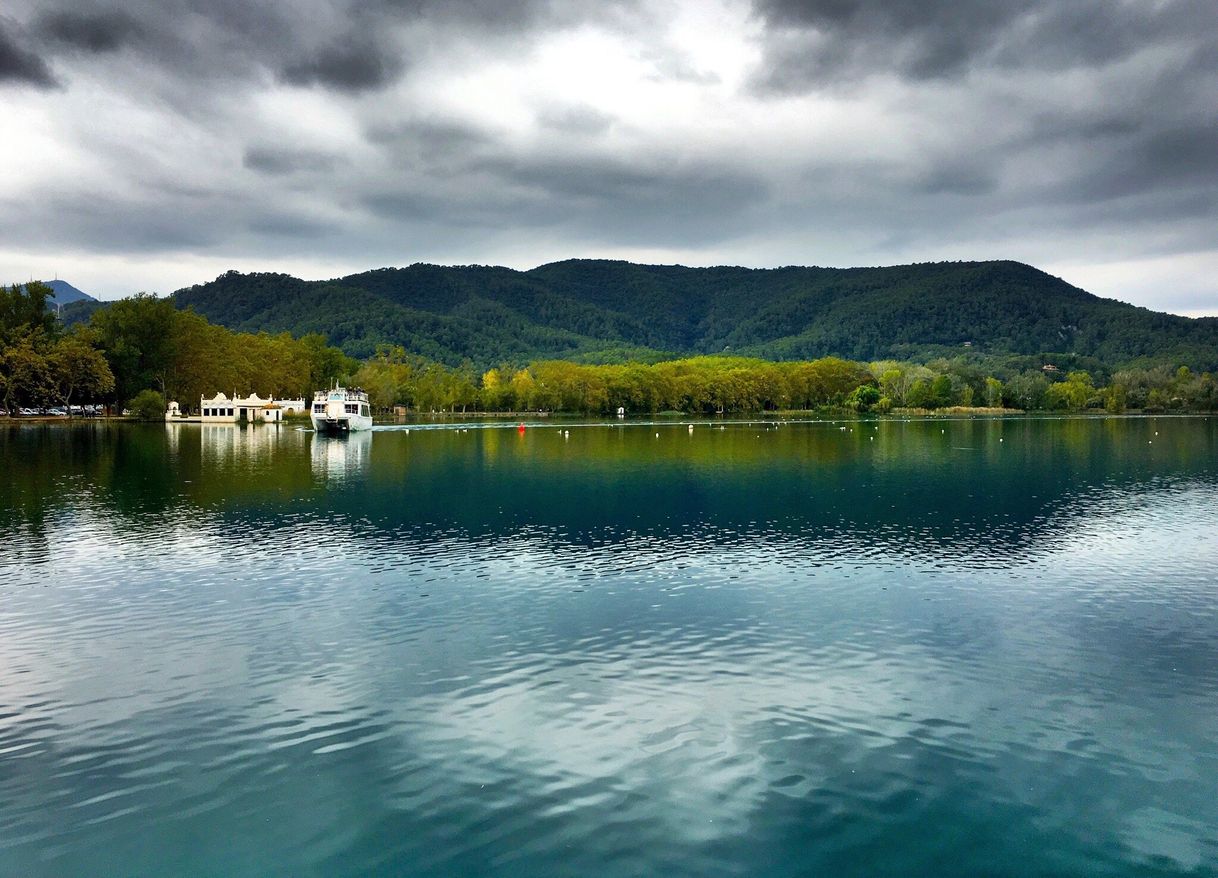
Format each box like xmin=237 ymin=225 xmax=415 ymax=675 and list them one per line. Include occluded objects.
xmin=172 ymin=260 xmax=1218 ymax=369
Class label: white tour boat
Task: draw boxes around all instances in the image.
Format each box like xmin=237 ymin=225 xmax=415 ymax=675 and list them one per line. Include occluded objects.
xmin=311 ymin=385 xmax=373 ymax=433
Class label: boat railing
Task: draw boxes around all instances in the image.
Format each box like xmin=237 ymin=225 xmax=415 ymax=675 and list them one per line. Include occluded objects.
xmin=313 ymin=388 xmax=370 ymax=402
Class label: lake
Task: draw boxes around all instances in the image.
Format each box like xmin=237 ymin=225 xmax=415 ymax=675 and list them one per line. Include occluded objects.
xmin=1 ymin=416 xmax=1216 ymax=877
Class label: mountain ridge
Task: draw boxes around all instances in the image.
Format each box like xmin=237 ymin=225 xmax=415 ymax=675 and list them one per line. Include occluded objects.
xmin=44 ymin=280 xmax=97 ymax=305
xmin=171 ymin=259 xmax=1218 ymax=370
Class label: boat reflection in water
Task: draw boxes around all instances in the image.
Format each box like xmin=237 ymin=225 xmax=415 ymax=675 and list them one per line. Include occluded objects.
xmin=310 ymin=429 xmax=372 ymax=482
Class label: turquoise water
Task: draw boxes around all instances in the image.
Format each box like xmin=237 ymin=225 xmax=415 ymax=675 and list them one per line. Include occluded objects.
xmin=1 ymin=417 xmax=1217 ymax=877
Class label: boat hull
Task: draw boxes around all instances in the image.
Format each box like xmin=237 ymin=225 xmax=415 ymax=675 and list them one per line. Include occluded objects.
xmin=311 ymin=414 xmax=373 ymax=433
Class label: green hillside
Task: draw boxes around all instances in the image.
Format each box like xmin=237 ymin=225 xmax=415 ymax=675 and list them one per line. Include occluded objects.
xmin=171 ymin=260 xmax=1218 ymax=369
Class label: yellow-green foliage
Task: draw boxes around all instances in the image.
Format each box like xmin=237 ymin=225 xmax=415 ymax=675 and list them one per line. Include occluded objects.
xmin=353 ymin=353 xmax=875 ymax=414
xmin=350 ymin=352 xmax=1218 ymax=415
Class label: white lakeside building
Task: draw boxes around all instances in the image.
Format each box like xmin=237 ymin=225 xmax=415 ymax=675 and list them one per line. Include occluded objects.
xmin=166 ymin=393 xmax=307 ymax=424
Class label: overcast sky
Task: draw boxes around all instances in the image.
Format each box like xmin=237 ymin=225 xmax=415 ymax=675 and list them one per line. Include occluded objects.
xmin=1 ymin=0 xmax=1215 ymax=314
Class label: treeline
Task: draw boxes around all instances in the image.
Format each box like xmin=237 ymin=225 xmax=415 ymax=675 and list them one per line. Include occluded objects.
xmin=353 ymin=346 xmax=1218 ymax=415
xmin=1 ymin=284 xmax=352 ymax=416
xmin=352 ymin=349 xmax=875 ymax=414
xmin=5 ymin=281 xmax=1215 ymax=420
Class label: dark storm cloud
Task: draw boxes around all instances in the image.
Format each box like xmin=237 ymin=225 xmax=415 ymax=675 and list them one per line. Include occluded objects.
xmin=18 ymin=1 xmax=379 ymax=93
xmin=750 ymin=0 xmax=1217 ymax=89
xmin=0 ymin=16 xmax=59 ymax=88
xmin=366 ymin=118 xmax=492 ymax=148
xmin=916 ymin=163 xmax=997 ymax=197
xmin=1048 ymin=123 xmax=1218 ymax=207
xmin=365 ymin=118 xmax=498 ymax=175
xmin=366 ymin=155 xmax=769 ymax=246
xmin=278 ymin=37 xmax=405 ymax=92
xmin=367 ymin=0 xmax=639 ymax=33
xmin=10 ymin=191 xmax=226 ymax=252
xmin=245 ymin=212 xmax=336 ymax=239
xmin=34 ymin=9 xmax=144 ymax=54
xmin=743 ymin=0 xmax=1218 ymax=251
xmin=14 ymin=0 xmax=636 ymax=97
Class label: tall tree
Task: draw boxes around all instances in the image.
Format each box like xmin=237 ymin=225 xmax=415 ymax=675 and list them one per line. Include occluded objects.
xmin=0 ymin=335 xmax=52 ymax=413
xmin=1 ymin=282 xmax=58 ymax=343
xmin=91 ymin=294 xmax=177 ymax=403
xmin=47 ymin=331 xmax=116 ymax=414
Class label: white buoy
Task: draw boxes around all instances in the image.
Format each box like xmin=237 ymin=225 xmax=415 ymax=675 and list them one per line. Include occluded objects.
xmin=656 ymin=432 xmax=660 ymax=438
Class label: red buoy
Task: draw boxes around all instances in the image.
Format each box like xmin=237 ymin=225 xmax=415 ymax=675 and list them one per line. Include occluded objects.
xmin=517 ymin=423 xmax=526 ymax=433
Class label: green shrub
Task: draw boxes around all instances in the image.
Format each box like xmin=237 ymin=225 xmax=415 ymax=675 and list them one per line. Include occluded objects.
xmin=127 ymin=389 xmax=166 ymax=421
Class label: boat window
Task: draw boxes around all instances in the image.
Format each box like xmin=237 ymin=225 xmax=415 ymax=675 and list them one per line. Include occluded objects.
xmin=345 ymin=403 xmax=358 ymax=414
xmin=360 ymin=405 xmax=369 ymax=417
xmin=313 ymin=404 xmax=325 ymax=413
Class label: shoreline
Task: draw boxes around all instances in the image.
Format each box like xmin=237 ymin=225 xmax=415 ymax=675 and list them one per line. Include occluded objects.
xmin=3 ymin=408 xmax=1213 ymax=426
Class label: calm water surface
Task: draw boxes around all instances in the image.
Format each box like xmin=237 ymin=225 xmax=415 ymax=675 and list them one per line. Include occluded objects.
xmin=1 ymin=417 xmax=1217 ymax=877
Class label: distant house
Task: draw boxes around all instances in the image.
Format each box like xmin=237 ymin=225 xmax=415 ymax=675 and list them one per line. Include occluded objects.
xmin=963 ymin=341 xmax=973 ymax=348
xmin=1042 ymin=364 xmax=1060 ymax=373
xmin=191 ymin=392 xmax=297 ymax=423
